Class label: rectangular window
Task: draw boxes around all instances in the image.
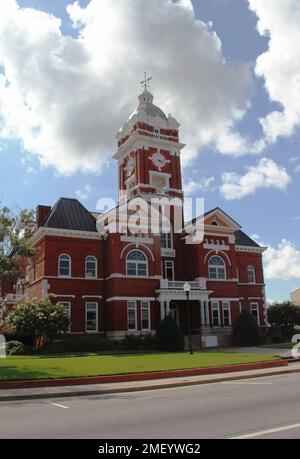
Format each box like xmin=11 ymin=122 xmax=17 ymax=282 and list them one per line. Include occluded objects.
xmin=127 ymin=301 xmax=137 ymax=331
xmin=141 ymin=301 xmax=151 ymax=331
xmin=59 ymin=302 xmax=71 ymax=332
xmin=212 ymin=302 xmax=220 ymax=327
xmin=250 ymin=303 xmax=260 ymax=325
xmin=222 ymin=302 xmax=231 ymax=327
xmin=165 ymin=261 xmax=174 ymax=280
xmin=86 ymin=302 xmax=98 ymax=332
xmin=160 ymin=233 xmax=172 ymax=249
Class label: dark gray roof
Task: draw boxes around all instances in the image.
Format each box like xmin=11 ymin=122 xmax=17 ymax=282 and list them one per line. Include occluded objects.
xmin=45 ymin=198 xmax=97 ymax=232
xmin=144 ymin=103 xmax=168 ymax=121
xmin=235 ymin=230 xmax=260 ymax=247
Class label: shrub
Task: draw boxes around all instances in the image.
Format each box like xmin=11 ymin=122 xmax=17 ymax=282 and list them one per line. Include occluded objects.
xmin=6 ymin=340 xmax=25 ymax=355
xmin=156 ymin=316 xmax=184 ymax=352
xmin=268 ymin=327 xmax=285 ymax=344
xmin=232 ymin=310 xmax=261 ymax=347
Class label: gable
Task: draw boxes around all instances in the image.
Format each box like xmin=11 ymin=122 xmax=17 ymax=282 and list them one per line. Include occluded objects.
xmin=203 ymin=208 xmax=241 ymax=230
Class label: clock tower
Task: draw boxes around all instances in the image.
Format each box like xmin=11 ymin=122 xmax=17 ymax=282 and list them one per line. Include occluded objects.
xmin=114 ymin=77 xmax=185 ymax=202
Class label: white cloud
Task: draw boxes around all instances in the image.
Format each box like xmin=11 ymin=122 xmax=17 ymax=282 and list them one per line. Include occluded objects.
xmin=252 ymin=233 xmax=300 ymax=281
xmin=220 ymin=157 xmax=291 ymax=200
xmin=249 ymin=0 xmax=300 ymax=143
xmin=183 ymin=176 xmax=215 ymax=196
xmin=0 ymin=0 xmax=254 ymax=175
xmin=75 ymin=184 xmax=92 ymax=200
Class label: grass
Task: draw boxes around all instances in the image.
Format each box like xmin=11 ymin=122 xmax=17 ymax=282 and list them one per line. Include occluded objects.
xmin=0 ymin=352 xmax=279 ymax=382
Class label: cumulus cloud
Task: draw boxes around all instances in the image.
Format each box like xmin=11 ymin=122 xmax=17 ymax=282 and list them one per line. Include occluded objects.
xmin=220 ymin=157 xmax=291 ymax=200
xmin=0 ymin=0 xmax=254 ymax=175
xmin=249 ymin=0 xmax=300 ymax=143
xmin=75 ymin=184 xmax=92 ymax=200
xmin=183 ymin=176 xmax=215 ymax=196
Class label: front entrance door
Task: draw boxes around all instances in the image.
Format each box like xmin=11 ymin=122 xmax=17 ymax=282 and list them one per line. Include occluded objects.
xmin=170 ymin=303 xmax=180 ymax=326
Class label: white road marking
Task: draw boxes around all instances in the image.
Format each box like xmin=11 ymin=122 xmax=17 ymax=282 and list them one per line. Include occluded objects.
xmin=230 ymin=422 xmax=300 ymax=439
xmin=44 ymin=401 xmax=69 ymax=409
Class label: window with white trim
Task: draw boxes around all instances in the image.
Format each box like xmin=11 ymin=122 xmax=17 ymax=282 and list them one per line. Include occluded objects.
xmin=127 ymin=301 xmax=137 ymax=331
xmin=58 ymin=254 xmax=71 ymax=277
xmin=247 ymin=266 xmax=256 ymax=284
xmin=85 ymin=256 xmax=97 ymax=278
xmin=165 ymin=261 xmax=174 ymax=280
xmin=250 ymin=303 xmax=260 ymax=325
xmin=212 ymin=302 xmax=220 ymax=327
xmin=126 ymin=250 xmax=148 ymax=277
xmin=86 ymin=302 xmax=98 ymax=332
xmin=160 ymin=232 xmax=172 ymax=249
xmin=208 ymin=256 xmax=226 ymax=280
xmin=59 ymin=301 xmax=71 ymax=332
xmin=141 ymin=301 xmax=151 ymax=331
xmin=222 ymin=302 xmax=231 ymax=327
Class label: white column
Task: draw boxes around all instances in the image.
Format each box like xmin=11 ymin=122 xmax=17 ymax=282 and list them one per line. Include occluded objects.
xmin=160 ymin=301 xmax=165 ymax=320
xmin=205 ymin=301 xmax=210 ymax=328
xmin=166 ymin=300 xmax=171 ymax=316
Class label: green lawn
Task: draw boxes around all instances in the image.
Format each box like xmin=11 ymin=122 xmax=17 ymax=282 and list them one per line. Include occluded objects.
xmin=0 ymin=352 xmax=279 ymax=382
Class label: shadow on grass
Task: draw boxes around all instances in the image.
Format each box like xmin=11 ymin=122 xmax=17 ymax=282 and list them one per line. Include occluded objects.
xmin=0 ymin=364 xmax=65 ymax=381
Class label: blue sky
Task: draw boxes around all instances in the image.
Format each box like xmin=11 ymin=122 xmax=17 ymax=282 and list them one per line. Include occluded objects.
xmin=1 ymin=0 xmax=300 ymax=302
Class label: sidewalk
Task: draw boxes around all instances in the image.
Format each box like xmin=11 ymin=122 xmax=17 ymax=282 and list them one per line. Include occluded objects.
xmin=1 ymin=361 xmax=300 ymax=403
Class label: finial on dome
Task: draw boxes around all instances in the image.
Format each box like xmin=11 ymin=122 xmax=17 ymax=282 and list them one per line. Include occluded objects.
xmin=140 ymin=72 xmax=152 ymax=92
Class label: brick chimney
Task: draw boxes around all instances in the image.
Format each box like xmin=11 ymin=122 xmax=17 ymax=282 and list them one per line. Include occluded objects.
xmin=36 ymin=205 xmax=52 ymax=228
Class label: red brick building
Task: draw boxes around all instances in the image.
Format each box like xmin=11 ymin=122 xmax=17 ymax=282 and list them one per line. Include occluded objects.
xmin=7 ymin=87 xmax=267 ymax=347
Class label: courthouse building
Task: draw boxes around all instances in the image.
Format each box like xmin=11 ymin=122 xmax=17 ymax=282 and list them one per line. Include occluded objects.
xmin=7 ymin=84 xmax=267 ymax=346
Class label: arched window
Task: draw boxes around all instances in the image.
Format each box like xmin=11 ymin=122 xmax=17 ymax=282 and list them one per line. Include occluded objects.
xmin=208 ymin=256 xmax=226 ymax=280
xmin=85 ymin=256 xmax=97 ymax=278
xmin=126 ymin=250 xmax=148 ymax=277
xmin=58 ymin=254 xmax=71 ymax=277
xmin=247 ymin=265 xmax=256 ymax=283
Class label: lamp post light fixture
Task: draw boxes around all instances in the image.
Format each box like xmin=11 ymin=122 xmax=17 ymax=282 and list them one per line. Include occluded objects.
xmin=183 ymin=282 xmax=193 ymax=355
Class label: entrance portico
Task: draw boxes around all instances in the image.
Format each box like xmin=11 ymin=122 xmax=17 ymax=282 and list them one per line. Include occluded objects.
xmin=157 ymin=278 xmax=213 ymax=332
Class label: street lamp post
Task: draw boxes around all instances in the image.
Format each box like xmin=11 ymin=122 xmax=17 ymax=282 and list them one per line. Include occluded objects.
xmin=183 ymin=282 xmax=193 ymax=355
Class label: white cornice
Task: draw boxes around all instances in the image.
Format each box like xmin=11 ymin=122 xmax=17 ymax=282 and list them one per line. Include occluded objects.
xmin=29 ymin=227 xmax=102 ymax=245
xmin=235 ymin=245 xmax=267 ymax=253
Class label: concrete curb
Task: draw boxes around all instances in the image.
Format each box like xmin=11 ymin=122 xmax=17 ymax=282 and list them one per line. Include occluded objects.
xmin=0 ymin=360 xmax=296 ymax=402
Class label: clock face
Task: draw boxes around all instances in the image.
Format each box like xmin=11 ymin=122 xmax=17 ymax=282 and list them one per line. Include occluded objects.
xmin=125 ymin=157 xmax=135 ymax=177
xmin=151 ymin=152 xmax=167 ymax=171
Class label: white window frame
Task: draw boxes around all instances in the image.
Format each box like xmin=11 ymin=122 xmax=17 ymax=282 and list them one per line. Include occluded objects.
xmin=222 ymin=302 xmax=232 ymax=327
xmin=212 ymin=302 xmax=220 ymax=327
xmin=85 ymin=256 xmax=97 ymax=278
xmin=85 ymin=302 xmax=98 ymax=333
xmin=59 ymin=301 xmax=71 ymax=333
xmin=141 ymin=301 xmax=151 ymax=331
xmin=58 ymin=254 xmax=71 ymax=278
xmin=208 ymin=256 xmax=226 ymax=280
xmin=127 ymin=301 xmax=137 ymax=331
xmin=247 ymin=265 xmax=256 ymax=284
xmin=160 ymin=232 xmax=173 ymax=249
xmin=126 ymin=250 xmax=148 ymax=277
xmin=250 ymin=302 xmax=260 ymax=325
xmin=165 ymin=260 xmax=175 ymax=280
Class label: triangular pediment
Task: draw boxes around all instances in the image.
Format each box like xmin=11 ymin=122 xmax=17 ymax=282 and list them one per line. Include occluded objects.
xmin=203 ymin=208 xmax=241 ymax=230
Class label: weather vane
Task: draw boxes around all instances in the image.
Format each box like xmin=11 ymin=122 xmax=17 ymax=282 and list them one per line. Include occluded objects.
xmin=140 ymin=72 xmax=152 ymax=91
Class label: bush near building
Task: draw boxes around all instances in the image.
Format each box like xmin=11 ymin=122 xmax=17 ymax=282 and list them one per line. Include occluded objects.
xmin=232 ymin=310 xmax=261 ymax=347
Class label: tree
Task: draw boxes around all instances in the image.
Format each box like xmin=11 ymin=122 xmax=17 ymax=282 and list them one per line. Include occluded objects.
xmin=267 ymin=301 xmax=300 ymax=339
xmin=156 ymin=316 xmax=184 ymax=352
xmin=4 ymin=298 xmax=70 ymax=348
xmin=0 ymin=206 xmax=36 ymax=295
xmin=232 ymin=310 xmax=261 ymax=347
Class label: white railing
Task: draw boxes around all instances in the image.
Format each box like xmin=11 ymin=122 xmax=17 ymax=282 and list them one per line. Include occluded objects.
xmin=160 ymin=248 xmax=176 ymax=258
xmin=160 ymin=279 xmax=207 ymax=290
xmin=6 ymin=293 xmax=23 ymax=303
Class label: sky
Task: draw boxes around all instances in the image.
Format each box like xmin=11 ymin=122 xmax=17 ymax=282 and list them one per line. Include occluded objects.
xmin=0 ymin=0 xmax=300 ymax=302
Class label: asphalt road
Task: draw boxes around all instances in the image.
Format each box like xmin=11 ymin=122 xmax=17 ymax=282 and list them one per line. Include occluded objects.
xmin=1 ymin=372 xmax=300 ymax=439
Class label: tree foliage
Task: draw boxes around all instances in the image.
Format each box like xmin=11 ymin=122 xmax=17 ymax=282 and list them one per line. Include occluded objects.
xmin=0 ymin=206 xmax=36 ymax=289
xmin=4 ymin=298 xmax=70 ymax=348
xmin=267 ymin=301 xmax=300 ymax=339
xmin=156 ymin=316 xmax=184 ymax=352
xmin=232 ymin=309 xmax=261 ymax=347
